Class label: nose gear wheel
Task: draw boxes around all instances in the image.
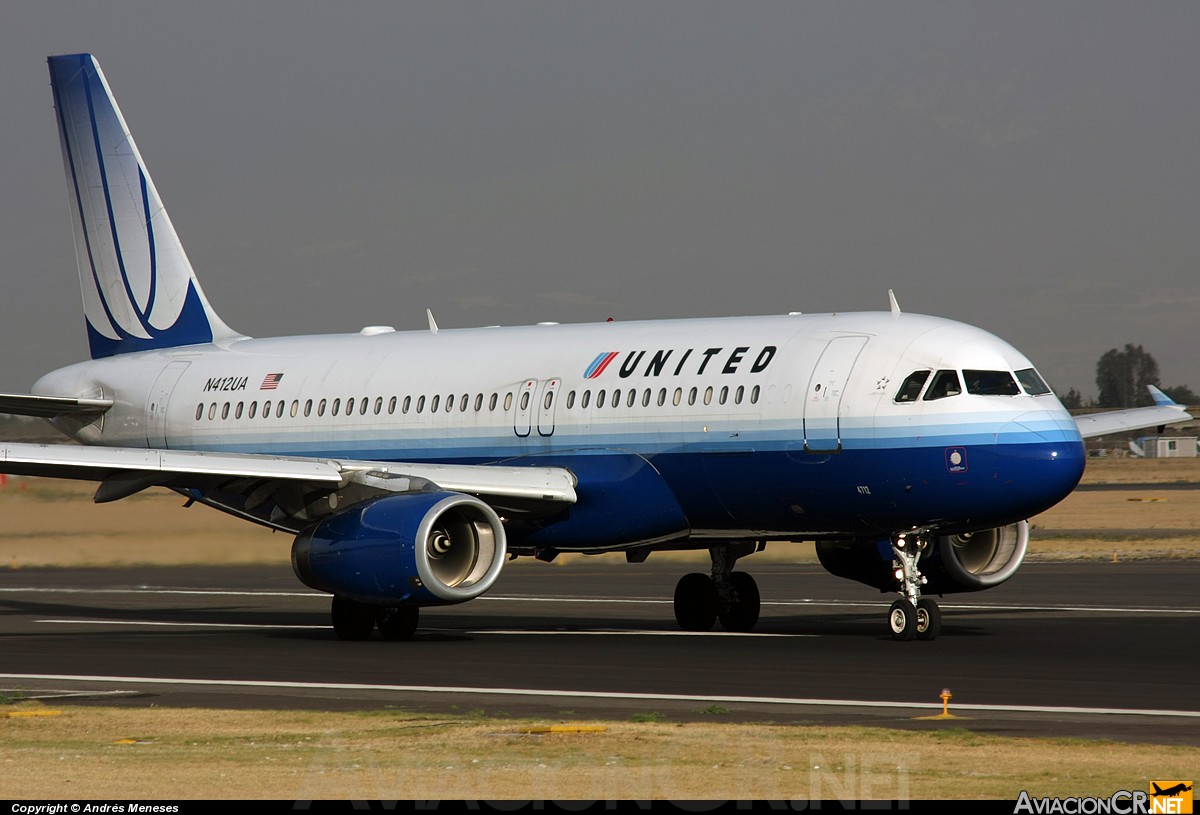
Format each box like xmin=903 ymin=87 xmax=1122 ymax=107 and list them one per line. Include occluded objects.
xmin=888 ymin=532 xmax=941 ymax=641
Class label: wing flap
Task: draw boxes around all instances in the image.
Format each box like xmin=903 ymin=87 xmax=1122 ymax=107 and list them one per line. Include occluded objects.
xmin=338 ymin=460 xmax=577 ymax=503
xmin=1 ymin=442 xmax=343 ymax=482
xmin=0 ymin=442 xmax=577 ymax=505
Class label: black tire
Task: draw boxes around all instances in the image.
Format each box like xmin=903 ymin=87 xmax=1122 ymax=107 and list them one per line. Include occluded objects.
xmin=887 ymin=599 xmax=917 ymax=641
xmin=377 ymin=606 xmax=420 ymax=641
xmin=915 ymin=598 xmax=942 ymax=641
xmin=674 ymin=572 xmax=718 ymax=631
xmin=331 ymin=596 xmax=376 ymax=641
xmin=717 ymin=571 xmax=761 ymax=633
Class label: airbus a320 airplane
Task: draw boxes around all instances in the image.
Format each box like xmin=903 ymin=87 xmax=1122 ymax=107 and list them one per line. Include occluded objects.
xmin=1 ymin=54 xmax=1190 ymax=641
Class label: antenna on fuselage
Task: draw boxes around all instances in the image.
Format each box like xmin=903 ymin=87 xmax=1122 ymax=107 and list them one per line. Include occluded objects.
xmin=888 ymin=289 xmax=902 ymax=316
xmin=426 ymin=309 xmax=439 ymax=335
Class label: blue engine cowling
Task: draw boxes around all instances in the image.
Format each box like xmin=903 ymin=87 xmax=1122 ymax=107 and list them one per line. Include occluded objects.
xmin=814 ymin=520 xmax=1029 ymax=595
xmin=291 ymin=491 xmax=506 ymax=607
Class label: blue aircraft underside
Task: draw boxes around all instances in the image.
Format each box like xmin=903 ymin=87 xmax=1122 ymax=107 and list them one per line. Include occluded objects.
xmin=182 ymin=418 xmax=1085 ymax=543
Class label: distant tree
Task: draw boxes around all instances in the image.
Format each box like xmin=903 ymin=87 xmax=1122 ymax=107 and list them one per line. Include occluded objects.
xmin=1095 ymin=344 xmax=1160 ymax=408
xmin=1162 ymin=385 xmax=1200 ymax=405
xmin=1056 ymin=388 xmax=1084 ymax=410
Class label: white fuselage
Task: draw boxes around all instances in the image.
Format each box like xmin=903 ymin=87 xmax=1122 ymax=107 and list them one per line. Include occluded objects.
xmin=35 ymin=310 xmax=1087 ymax=545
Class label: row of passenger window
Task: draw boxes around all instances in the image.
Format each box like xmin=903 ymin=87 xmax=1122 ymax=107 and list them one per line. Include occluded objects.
xmin=894 ymin=368 xmax=1051 ymax=403
xmin=565 ymin=384 xmax=760 ymax=410
xmin=194 ymin=384 xmax=763 ymax=422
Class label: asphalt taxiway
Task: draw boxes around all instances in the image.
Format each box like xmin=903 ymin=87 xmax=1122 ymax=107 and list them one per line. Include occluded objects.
xmin=1 ymin=557 xmax=1197 ymax=745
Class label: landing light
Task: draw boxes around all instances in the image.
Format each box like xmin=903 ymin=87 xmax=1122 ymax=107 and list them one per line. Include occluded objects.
xmin=894 ymin=568 xmax=904 ymax=581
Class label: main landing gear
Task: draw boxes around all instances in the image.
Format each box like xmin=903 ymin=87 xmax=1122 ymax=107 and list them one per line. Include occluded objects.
xmin=331 ymin=596 xmax=420 ymax=641
xmin=887 ymin=531 xmax=941 ymax=641
xmin=673 ymin=543 xmax=762 ymax=633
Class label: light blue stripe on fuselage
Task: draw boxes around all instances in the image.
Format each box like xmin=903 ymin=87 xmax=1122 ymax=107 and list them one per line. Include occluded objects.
xmin=176 ymin=418 xmax=1081 ymax=460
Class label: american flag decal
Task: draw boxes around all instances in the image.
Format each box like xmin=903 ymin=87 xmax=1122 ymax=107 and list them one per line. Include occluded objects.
xmin=260 ymin=373 xmax=284 ymax=390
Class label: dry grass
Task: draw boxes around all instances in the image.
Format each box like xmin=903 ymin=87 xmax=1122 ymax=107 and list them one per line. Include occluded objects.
xmin=1 ymin=703 xmax=1195 ymax=800
xmin=5 ymin=457 xmax=1200 ymax=569
xmin=2 ymin=463 xmax=1198 ymax=801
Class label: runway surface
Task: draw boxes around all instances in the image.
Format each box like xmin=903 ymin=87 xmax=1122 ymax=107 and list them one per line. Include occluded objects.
xmin=1 ymin=557 xmax=1197 ymax=745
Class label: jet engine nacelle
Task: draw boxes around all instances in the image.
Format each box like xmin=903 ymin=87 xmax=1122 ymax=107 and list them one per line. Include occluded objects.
xmin=815 ymin=520 xmax=1029 ymax=595
xmin=291 ymin=491 xmax=506 ymax=607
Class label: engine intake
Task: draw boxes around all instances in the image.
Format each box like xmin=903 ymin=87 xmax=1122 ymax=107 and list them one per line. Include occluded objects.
xmin=934 ymin=520 xmax=1028 ymax=590
xmin=815 ymin=520 xmax=1029 ymax=595
xmin=291 ymin=491 xmax=506 ymax=606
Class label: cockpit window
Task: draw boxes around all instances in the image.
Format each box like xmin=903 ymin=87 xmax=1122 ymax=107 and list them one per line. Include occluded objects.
xmin=923 ymin=370 xmax=962 ymax=401
xmin=1015 ymin=368 xmax=1052 ymax=396
xmin=964 ymin=370 xmax=1020 ymax=396
xmin=894 ymin=370 xmax=931 ymax=403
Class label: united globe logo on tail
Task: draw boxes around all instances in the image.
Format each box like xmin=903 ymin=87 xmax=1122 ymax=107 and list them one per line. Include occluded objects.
xmin=48 ymin=53 xmax=240 ymax=360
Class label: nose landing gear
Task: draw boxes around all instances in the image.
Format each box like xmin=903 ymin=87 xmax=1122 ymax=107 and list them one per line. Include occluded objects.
xmin=888 ymin=531 xmax=940 ymax=641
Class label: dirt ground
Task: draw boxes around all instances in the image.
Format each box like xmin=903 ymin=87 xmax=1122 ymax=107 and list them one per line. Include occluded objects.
xmin=2 ymin=705 xmax=1196 ymax=800
xmin=1 ymin=456 xmax=1197 ymax=569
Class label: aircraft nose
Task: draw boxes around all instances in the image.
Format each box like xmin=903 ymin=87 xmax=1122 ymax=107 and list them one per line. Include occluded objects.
xmin=996 ymin=411 xmax=1086 ymax=510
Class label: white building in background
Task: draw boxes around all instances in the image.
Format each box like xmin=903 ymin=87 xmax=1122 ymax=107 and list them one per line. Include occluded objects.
xmin=1130 ymin=436 xmax=1199 ymax=458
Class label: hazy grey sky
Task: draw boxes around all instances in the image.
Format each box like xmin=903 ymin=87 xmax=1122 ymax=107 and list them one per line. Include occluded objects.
xmin=1 ymin=2 xmax=1196 ymax=399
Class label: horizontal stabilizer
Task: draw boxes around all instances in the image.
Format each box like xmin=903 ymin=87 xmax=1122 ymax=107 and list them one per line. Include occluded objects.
xmin=0 ymin=392 xmax=112 ymax=419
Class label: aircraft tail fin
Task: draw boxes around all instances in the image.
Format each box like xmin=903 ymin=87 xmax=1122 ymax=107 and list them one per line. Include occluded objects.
xmin=47 ymin=53 xmax=242 ymax=359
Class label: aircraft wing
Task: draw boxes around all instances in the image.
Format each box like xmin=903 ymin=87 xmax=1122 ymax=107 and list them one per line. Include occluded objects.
xmin=0 ymin=442 xmax=577 ymax=509
xmin=0 ymin=392 xmax=112 ymax=419
xmin=1074 ymin=386 xmax=1192 ymax=439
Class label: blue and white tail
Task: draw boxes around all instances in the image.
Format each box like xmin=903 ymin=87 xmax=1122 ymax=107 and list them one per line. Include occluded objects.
xmin=48 ymin=53 xmax=242 ymax=359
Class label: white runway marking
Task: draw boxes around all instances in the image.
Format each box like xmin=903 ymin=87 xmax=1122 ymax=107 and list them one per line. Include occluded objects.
xmin=1 ymin=672 xmax=1197 ymax=720
xmin=37 ymin=619 xmax=325 ymax=630
xmin=0 ymin=587 xmax=322 ymax=598
xmin=458 ymin=629 xmax=819 ymax=638
xmin=4 ymin=586 xmax=1199 ymax=614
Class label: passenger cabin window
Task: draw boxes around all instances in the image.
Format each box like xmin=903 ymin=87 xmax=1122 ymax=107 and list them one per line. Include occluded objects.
xmin=964 ymin=370 xmax=1020 ymax=396
xmin=895 ymin=370 xmax=931 ymax=403
xmin=1016 ymin=368 xmax=1052 ymax=396
xmin=923 ymin=370 xmax=962 ymax=401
